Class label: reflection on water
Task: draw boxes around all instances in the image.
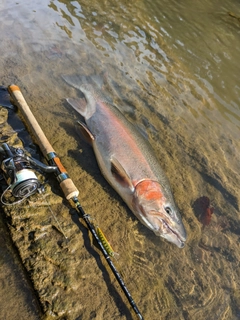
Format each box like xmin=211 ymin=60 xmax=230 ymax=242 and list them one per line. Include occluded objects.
xmin=0 ymin=0 xmax=240 ymax=319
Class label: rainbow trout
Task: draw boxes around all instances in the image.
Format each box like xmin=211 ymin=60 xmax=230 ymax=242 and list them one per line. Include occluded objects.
xmin=63 ymin=75 xmax=187 ymax=248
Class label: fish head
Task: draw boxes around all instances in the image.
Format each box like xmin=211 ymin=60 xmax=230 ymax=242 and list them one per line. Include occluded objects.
xmin=132 ymin=180 xmax=187 ymax=248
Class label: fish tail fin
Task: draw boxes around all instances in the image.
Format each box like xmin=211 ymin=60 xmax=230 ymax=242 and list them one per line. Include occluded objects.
xmin=63 ymin=71 xmax=112 ymax=107
xmin=62 ymin=71 xmax=107 ymax=91
xmin=62 ymin=74 xmax=85 ymax=91
xmin=88 ymin=72 xmax=107 ymax=89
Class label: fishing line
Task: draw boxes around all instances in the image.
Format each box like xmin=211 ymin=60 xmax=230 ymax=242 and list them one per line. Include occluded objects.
xmin=0 ymin=184 xmax=29 ymax=206
xmin=38 ymin=188 xmax=68 ymax=240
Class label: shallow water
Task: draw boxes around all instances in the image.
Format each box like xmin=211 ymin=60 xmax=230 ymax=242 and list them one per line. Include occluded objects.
xmin=0 ymin=0 xmax=240 ymax=319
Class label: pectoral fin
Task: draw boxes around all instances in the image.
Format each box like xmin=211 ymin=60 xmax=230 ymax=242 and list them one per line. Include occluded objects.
xmin=76 ymin=121 xmax=95 ymax=145
xmin=110 ymin=157 xmax=134 ymax=192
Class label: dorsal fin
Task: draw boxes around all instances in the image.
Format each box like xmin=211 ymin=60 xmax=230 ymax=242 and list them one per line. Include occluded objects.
xmin=110 ymin=157 xmax=134 ymax=191
xmin=76 ymin=121 xmax=94 ymax=145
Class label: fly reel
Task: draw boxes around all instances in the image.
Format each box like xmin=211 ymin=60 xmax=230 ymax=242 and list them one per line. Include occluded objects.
xmin=0 ymin=143 xmax=57 ymax=205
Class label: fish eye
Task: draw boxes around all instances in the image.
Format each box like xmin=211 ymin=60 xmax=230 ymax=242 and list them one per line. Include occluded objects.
xmin=165 ymin=206 xmax=172 ymax=215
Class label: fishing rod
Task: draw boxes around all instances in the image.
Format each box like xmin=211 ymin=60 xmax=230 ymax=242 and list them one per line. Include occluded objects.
xmin=8 ymin=84 xmax=144 ymax=320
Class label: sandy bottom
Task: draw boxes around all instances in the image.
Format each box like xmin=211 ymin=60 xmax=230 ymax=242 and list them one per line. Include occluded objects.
xmin=0 ymin=217 xmax=41 ymax=320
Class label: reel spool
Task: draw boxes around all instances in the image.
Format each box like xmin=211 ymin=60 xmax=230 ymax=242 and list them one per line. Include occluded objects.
xmin=10 ymin=169 xmax=39 ymax=198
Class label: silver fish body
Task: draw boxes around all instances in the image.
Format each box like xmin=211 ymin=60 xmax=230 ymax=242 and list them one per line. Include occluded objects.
xmin=63 ymin=75 xmax=187 ymax=248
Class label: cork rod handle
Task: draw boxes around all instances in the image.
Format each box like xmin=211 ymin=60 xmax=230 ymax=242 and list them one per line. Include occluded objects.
xmin=8 ymin=84 xmax=79 ymax=200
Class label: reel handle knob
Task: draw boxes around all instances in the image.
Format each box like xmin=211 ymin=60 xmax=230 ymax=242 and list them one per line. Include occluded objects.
xmin=2 ymin=143 xmax=14 ymax=158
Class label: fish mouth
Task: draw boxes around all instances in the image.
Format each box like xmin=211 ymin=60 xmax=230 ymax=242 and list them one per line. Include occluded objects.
xmin=160 ymin=219 xmax=186 ymax=248
xmin=145 ymin=211 xmax=186 ymax=248
xmin=139 ymin=210 xmax=186 ymax=248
